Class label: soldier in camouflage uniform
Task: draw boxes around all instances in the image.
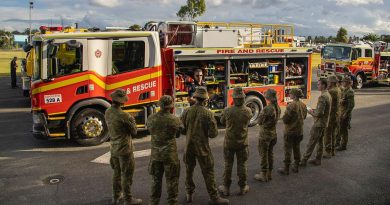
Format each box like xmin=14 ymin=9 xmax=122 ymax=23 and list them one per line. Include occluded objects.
xmin=254 ymin=89 xmax=281 ymax=182
xmin=300 ymin=79 xmax=331 ymax=166
xmin=334 ymin=75 xmax=344 ymax=148
xmin=323 ymin=76 xmax=341 ymax=158
xmin=146 ymin=95 xmax=183 ymax=205
xmin=181 ymin=87 xmax=229 ymax=205
xmin=217 ymin=87 xmax=252 ymax=196
xmin=105 ymin=89 xmax=142 ymax=205
xmin=336 ymin=76 xmax=355 ymax=151
xmin=277 ymin=88 xmax=307 ymax=175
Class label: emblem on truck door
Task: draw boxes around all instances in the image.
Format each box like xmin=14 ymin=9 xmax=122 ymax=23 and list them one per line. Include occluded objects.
xmin=95 ymin=49 xmax=102 ymax=58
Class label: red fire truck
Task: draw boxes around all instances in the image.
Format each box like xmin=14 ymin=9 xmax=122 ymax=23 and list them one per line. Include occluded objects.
xmin=318 ymin=42 xmax=390 ymax=88
xmin=31 ymin=21 xmax=313 ymax=145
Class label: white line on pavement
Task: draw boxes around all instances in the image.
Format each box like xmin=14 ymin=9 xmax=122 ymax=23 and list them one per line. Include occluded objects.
xmin=91 ymin=149 xmax=151 ymax=165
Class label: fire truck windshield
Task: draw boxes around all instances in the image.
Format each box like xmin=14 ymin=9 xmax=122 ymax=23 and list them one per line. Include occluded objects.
xmin=322 ymin=46 xmax=352 ymax=60
xmin=32 ymin=41 xmax=42 ymax=81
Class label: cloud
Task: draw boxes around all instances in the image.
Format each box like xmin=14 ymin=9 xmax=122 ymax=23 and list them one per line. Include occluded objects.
xmin=328 ymin=0 xmax=383 ymax=6
xmin=89 ymin=0 xmax=121 ymax=8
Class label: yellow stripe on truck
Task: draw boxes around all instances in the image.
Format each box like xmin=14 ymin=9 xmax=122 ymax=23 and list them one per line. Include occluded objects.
xmin=105 ymin=71 xmax=162 ymax=90
xmin=32 ymin=71 xmax=162 ymax=95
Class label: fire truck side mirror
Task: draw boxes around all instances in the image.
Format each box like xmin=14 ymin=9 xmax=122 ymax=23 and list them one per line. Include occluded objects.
xmin=23 ymin=44 xmax=32 ymax=52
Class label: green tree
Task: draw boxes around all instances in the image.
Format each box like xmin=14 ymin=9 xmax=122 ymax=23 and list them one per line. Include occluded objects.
xmin=335 ymin=27 xmax=348 ymax=43
xmin=176 ymin=0 xmax=206 ymax=21
xmin=129 ymin=24 xmax=142 ymax=31
xmin=381 ymin=35 xmax=390 ymax=43
xmin=362 ymin=33 xmax=380 ymax=42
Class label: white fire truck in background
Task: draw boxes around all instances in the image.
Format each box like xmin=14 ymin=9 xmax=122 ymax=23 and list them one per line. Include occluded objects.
xmin=30 ymin=21 xmax=313 ymax=146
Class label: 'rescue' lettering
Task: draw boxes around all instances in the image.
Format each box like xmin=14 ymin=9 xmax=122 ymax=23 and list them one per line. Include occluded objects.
xmin=126 ymin=80 xmax=157 ymax=94
xmin=217 ymin=48 xmax=285 ymax=54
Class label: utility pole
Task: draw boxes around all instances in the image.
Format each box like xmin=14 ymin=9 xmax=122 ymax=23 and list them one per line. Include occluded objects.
xmin=29 ymin=1 xmax=34 ymax=44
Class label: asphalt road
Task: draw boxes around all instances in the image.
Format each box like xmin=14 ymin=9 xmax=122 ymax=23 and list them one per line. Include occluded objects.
xmin=0 ymin=75 xmax=390 ymax=205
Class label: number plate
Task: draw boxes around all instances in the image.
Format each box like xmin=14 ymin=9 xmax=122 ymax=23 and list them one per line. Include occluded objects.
xmin=44 ymin=94 xmax=62 ymax=104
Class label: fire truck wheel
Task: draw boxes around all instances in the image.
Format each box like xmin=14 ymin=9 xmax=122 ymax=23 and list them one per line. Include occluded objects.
xmin=356 ymin=74 xmax=363 ymax=89
xmin=245 ymin=95 xmax=263 ymax=127
xmin=71 ymin=108 xmax=109 ymax=146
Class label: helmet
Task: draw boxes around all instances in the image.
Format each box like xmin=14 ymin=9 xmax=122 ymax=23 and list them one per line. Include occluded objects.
xmin=290 ymin=88 xmax=303 ymax=98
xmin=158 ymin=95 xmax=174 ymax=109
xmin=327 ymin=75 xmax=338 ymax=83
xmin=232 ymin=87 xmax=246 ymax=98
xmin=265 ymin=89 xmax=277 ymax=102
xmin=193 ymin=86 xmax=209 ymax=99
xmin=110 ymin=89 xmax=128 ymax=103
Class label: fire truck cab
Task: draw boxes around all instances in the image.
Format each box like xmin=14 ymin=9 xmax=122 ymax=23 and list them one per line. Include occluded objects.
xmin=31 ymin=21 xmax=312 ymax=146
xmin=318 ymin=42 xmax=390 ymax=88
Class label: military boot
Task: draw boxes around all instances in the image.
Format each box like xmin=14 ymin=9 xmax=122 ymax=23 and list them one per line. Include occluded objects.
xmin=336 ymin=146 xmax=346 ymax=151
xmin=323 ymin=152 xmax=332 ymax=159
xmin=208 ymin=196 xmax=229 ymax=205
xmin=291 ymin=163 xmax=299 ymax=173
xmin=299 ymin=158 xmax=307 ymax=167
xmin=112 ymin=195 xmax=123 ymax=205
xmin=277 ymin=165 xmax=289 ymax=175
xmin=254 ymin=172 xmax=268 ymax=182
xmin=124 ymin=197 xmax=142 ymax=205
xmin=186 ymin=193 xmax=194 ymax=203
xmin=239 ymin=185 xmax=249 ymax=195
xmin=308 ymin=158 xmax=321 ymax=166
xmin=217 ymin=185 xmax=230 ymax=196
xmin=267 ymin=170 xmax=272 ymax=181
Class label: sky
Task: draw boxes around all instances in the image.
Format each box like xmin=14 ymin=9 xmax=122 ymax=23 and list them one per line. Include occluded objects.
xmin=0 ymin=0 xmax=389 ymax=36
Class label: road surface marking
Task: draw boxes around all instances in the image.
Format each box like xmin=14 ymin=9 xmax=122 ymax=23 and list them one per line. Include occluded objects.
xmin=91 ymin=149 xmax=151 ymax=164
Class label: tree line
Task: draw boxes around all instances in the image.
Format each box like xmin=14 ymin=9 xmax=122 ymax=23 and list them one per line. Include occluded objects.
xmin=306 ymin=27 xmax=390 ymax=44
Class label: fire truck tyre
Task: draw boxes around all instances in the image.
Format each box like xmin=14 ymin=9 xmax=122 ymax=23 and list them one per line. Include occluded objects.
xmin=71 ymin=108 xmax=109 ymax=146
xmin=356 ymin=74 xmax=363 ymax=89
xmin=245 ymin=95 xmax=263 ymax=127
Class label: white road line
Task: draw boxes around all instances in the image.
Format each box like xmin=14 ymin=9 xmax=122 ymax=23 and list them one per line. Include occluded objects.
xmin=91 ymin=149 xmax=151 ymax=165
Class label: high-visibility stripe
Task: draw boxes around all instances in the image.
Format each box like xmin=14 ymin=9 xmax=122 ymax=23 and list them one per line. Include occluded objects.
xmin=32 ymin=71 xmax=162 ymax=95
xmin=106 ymin=70 xmax=162 ymax=90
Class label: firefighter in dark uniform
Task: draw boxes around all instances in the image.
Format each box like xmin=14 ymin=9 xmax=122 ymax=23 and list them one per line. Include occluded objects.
xmin=10 ymin=57 xmax=18 ymax=88
xmin=187 ymin=69 xmax=206 ymax=105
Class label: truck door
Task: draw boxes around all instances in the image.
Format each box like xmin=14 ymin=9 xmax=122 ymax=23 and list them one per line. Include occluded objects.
xmin=106 ymin=37 xmax=154 ymax=106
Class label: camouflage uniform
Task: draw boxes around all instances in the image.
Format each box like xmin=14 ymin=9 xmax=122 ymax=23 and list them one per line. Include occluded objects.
xmin=335 ymin=75 xmax=345 ymax=148
xmin=218 ymin=87 xmax=252 ymax=195
xmin=301 ymin=90 xmax=331 ymax=164
xmin=256 ymin=89 xmax=281 ymax=181
xmin=147 ymin=95 xmax=183 ymax=205
xmin=338 ymin=80 xmax=355 ymax=150
xmin=324 ymin=76 xmax=342 ymax=157
xmin=180 ymin=87 xmax=225 ymax=203
xmin=105 ymin=89 xmax=140 ymax=204
xmin=280 ymin=89 xmax=307 ymax=173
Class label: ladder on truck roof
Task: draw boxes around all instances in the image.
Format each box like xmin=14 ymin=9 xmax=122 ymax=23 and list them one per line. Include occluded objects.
xmin=197 ymin=22 xmax=294 ymax=48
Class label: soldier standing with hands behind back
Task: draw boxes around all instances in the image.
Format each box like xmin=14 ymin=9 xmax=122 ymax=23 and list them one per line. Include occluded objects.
xmin=277 ymin=88 xmax=307 ymax=175
xmin=181 ymin=87 xmax=229 ymax=205
xmin=146 ymin=95 xmax=183 ymax=205
xmin=323 ymin=75 xmax=341 ymax=158
xmin=105 ymin=89 xmax=142 ymax=205
xmin=218 ymin=87 xmax=252 ymax=196
xmin=255 ymin=89 xmax=281 ymax=182
xmin=336 ymin=76 xmax=355 ymax=151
